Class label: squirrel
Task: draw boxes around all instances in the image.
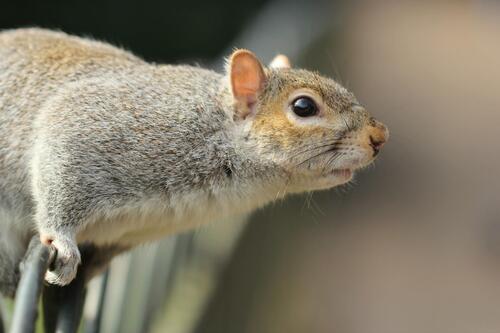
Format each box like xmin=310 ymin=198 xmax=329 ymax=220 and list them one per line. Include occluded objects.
xmin=0 ymin=28 xmax=388 ymax=297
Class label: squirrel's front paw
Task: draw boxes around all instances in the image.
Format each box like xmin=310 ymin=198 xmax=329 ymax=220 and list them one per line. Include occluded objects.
xmin=41 ymin=234 xmax=81 ymax=286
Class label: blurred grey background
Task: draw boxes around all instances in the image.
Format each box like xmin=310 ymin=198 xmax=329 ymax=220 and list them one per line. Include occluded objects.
xmin=2 ymin=0 xmax=500 ymax=332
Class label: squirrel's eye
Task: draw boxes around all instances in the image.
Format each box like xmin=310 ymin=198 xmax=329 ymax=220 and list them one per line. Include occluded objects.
xmin=292 ymin=97 xmax=318 ymax=117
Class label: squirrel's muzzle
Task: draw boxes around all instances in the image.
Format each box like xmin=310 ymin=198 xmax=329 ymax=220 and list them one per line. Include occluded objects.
xmin=366 ymin=119 xmax=389 ymax=157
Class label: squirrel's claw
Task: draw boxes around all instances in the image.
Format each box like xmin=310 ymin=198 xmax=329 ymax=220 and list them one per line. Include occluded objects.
xmin=43 ymin=235 xmax=81 ymax=286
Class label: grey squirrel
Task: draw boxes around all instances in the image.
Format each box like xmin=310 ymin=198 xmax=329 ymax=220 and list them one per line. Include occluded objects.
xmin=0 ymin=28 xmax=388 ymax=297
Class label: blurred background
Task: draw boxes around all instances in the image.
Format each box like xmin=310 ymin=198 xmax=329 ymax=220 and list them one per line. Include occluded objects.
xmin=2 ymin=0 xmax=500 ymax=332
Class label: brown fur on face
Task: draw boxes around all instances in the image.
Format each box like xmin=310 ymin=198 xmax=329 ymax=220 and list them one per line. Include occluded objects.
xmin=249 ymin=68 xmax=388 ymax=186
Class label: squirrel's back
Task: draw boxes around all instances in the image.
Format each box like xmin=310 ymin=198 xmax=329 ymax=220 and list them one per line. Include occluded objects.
xmin=0 ymin=28 xmax=142 ymax=70
xmin=0 ymin=28 xmax=144 ymax=117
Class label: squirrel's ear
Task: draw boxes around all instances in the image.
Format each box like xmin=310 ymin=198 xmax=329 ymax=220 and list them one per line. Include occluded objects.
xmin=269 ymin=54 xmax=291 ymax=69
xmin=229 ymin=49 xmax=266 ymax=119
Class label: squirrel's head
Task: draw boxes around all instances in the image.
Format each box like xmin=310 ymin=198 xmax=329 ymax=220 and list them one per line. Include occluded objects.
xmin=227 ymin=49 xmax=389 ymax=192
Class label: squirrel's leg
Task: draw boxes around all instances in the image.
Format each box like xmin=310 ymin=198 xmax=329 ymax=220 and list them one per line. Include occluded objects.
xmin=32 ymin=177 xmax=82 ymax=286
xmin=31 ymin=125 xmax=85 ymax=286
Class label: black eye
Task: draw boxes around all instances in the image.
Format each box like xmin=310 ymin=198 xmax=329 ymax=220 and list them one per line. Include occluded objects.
xmin=292 ymin=97 xmax=318 ymax=117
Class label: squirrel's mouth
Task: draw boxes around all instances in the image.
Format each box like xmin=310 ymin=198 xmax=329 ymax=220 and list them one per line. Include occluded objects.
xmin=325 ymin=168 xmax=353 ymax=183
xmin=330 ymin=168 xmax=353 ymax=179
xmin=289 ymin=167 xmax=355 ymax=193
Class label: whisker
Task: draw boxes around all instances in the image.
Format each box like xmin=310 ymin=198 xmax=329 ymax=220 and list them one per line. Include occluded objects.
xmin=301 ymin=192 xmax=311 ymax=214
xmin=309 ymin=195 xmax=326 ymax=217
xmin=289 ymin=134 xmax=344 ymax=155
xmin=295 ymin=145 xmax=342 ymax=167
xmin=341 ymin=116 xmax=353 ymax=133
xmin=275 ymin=175 xmax=290 ymax=201
xmin=287 ymin=139 xmax=341 ymax=160
xmin=325 ymin=151 xmax=345 ymax=169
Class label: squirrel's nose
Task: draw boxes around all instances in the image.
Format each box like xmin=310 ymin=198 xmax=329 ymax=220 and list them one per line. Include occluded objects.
xmin=369 ymin=135 xmax=385 ymax=156
xmin=367 ymin=121 xmax=388 ymax=157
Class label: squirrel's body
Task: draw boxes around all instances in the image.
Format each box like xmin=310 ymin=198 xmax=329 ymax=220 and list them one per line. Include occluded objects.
xmin=0 ymin=28 xmax=388 ymax=296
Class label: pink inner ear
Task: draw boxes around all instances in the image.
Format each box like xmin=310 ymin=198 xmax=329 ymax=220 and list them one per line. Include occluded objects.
xmin=231 ymin=52 xmax=265 ymax=108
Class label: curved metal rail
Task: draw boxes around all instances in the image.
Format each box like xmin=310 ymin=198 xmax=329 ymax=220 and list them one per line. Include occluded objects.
xmin=9 ymin=239 xmax=91 ymax=333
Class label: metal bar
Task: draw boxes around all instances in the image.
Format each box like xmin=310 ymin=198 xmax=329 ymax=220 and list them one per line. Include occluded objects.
xmin=6 ymin=237 xmax=89 ymax=333
xmin=42 ymin=284 xmax=59 ymax=333
xmin=42 ymin=274 xmax=87 ymax=333
xmin=0 ymin=301 xmax=5 ymax=333
xmin=84 ymin=269 xmax=109 ymax=333
xmin=10 ymin=239 xmax=52 ymax=333
xmin=57 ymin=274 xmax=87 ymax=333
xmin=43 ymin=245 xmax=97 ymax=333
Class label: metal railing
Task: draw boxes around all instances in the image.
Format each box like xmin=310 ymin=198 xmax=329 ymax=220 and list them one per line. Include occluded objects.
xmin=7 ymin=239 xmax=104 ymax=333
